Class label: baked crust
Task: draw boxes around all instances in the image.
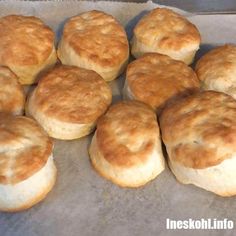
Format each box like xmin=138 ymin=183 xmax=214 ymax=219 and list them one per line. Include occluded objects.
xmin=132 ymin=8 xmax=200 ymax=54
xmin=134 ymin=8 xmax=200 ymax=51
xmin=195 ymin=44 xmax=236 ymax=98
xmin=0 ymin=66 xmax=25 ymax=114
xmin=0 ymin=114 xmax=53 ymax=184
xmin=125 ymin=53 xmax=200 ymax=111
xmin=59 ymin=10 xmax=129 ymax=68
xmin=96 ymin=101 xmax=160 ymax=167
xmin=29 ymin=65 xmax=112 ymax=124
xmin=57 ymin=10 xmax=129 ymax=81
xmin=0 ymin=15 xmax=57 ymax=84
xmin=0 ymin=164 xmax=56 ymax=212
xmin=160 ymin=91 xmax=236 ymax=169
xmin=89 ymin=133 xmax=164 ymax=188
xmin=168 ymin=157 xmax=236 ymax=197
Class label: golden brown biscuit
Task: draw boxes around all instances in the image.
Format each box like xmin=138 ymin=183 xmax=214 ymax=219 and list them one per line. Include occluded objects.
xmin=57 ymin=10 xmax=129 ymax=81
xmin=0 ymin=66 xmax=25 ymax=115
xmin=131 ymin=8 xmax=201 ymax=64
xmin=196 ymin=44 xmax=236 ymax=99
xmin=0 ymin=15 xmax=57 ymax=85
xmin=0 ymin=113 xmax=56 ymax=212
xmin=26 ymin=65 xmax=112 ymax=140
xmin=160 ymin=91 xmax=236 ymax=196
xmin=89 ymin=101 xmax=165 ymax=188
xmin=123 ymin=53 xmax=200 ymax=113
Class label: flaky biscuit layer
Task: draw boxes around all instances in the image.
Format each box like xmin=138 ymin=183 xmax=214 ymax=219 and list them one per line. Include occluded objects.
xmin=0 ymin=15 xmax=57 ymax=84
xmin=89 ymin=101 xmax=165 ymax=187
xmin=160 ymin=91 xmax=236 ymax=169
xmin=131 ymin=8 xmax=201 ymax=64
xmin=0 ymin=114 xmax=53 ymax=184
xmin=196 ymin=44 xmax=236 ymax=99
xmin=0 ymin=66 xmax=25 ymax=115
xmin=57 ymin=10 xmax=129 ymax=81
xmin=124 ymin=53 xmax=200 ymax=112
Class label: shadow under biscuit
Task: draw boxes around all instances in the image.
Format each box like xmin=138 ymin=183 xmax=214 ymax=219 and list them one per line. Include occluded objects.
xmin=55 ymin=17 xmax=70 ymax=44
xmin=125 ymin=10 xmax=149 ymax=41
xmin=191 ymin=43 xmax=217 ymax=69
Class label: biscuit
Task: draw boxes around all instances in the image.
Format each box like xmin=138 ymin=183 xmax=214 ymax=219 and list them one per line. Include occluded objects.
xmin=0 ymin=66 xmax=25 ymax=115
xmin=123 ymin=53 xmax=200 ymax=113
xmin=57 ymin=10 xmax=129 ymax=81
xmin=195 ymin=44 xmax=236 ymax=99
xmin=131 ymin=8 xmax=201 ymax=64
xmin=89 ymin=101 xmax=165 ymax=188
xmin=160 ymin=91 xmax=236 ymax=196
xmin=0 ymin=113 xmax=56 ymax=212
xmin=0 ymin=15 xmax=57 ymax=85
xmin=26 ymin=65 xmax=112 ymax=140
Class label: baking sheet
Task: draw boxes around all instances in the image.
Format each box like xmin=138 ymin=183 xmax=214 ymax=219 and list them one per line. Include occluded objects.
xmin=1 ymin=1 xmax=236 ymax=236
xmin=153 ymin=0 xmax=236 ymax=14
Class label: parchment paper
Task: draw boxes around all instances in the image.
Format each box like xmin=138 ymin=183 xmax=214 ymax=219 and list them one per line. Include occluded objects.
xmin=0 ymin=1 xmax=236 ymax=236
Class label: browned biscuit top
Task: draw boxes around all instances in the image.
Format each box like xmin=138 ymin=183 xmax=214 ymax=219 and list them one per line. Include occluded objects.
xmin=0 ymin=113 xmax=53 ymax=184
xmin=195 ymin=44 xmax=236 ymax=88
xmin=62 ymin=10 xmax=129 ymax=67
xmin=0 ymin=66 xmax=25 ymax=113
xmin=0 ymin=15 xmax=55 ymax=66
xmin=160 ymin=91 xmax=236 ymax=169
xmin=133 ymin=8 xmax=200 ymax=51
xmin=32 ymin=65 xmax=112 ymax=123
xmin=126 ymin=53 xmax=200 ymax=111
xmin=96 ymin=101 xmax=160 ymax=168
